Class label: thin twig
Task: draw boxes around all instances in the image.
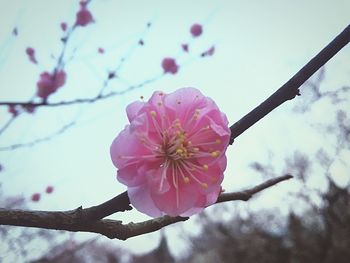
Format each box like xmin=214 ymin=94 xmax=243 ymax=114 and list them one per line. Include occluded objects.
xmin=0 ymin=175 xmax=292 ymax=240
xmin=0 ymin=121 xmax=75 ymax=151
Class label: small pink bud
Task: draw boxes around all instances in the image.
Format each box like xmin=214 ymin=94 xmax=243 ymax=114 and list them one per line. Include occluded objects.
xmin=201 ymin=45 xmax=215 ymax=57
xmin=190 ymin=23 xmax=203 ymax=37
xmin=36 ymin=70 xmax=67 ymax=99
xmin=25 ymin=47 xmax=37 ymax=64
xmin=161 ymin=57 xmax=179 ymax=74
xmin=8 ymin=105 xmax=18 ymax=117
xmin=60 ymin=22 xmax=67 ymax=31
xmin=75 ymin=5 xmax=94 ymax=27
xmin=23 ymin=105 xmax=35 ymax=114
xmin=98 ymin=47 xmax=105 ymax=54
xmin=26 ymin=47 xmax=34 ymax=56
xmin=46 ymin=186 xmax=54 ymax=194
xmin=31 ymin=193 xmax=41 ymax=202
xmin=181 ymin=43 xmax=189 ymax=52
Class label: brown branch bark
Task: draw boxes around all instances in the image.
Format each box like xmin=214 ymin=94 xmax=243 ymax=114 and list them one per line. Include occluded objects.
xmin=229 ymin=24 xmax=350 ymax=144
xmin=0 ymin=175 xmax=292 ymax=240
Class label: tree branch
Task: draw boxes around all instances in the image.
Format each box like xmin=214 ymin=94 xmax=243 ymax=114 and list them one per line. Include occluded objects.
xmin=0 ymin=175 xmax=292 ymax=240
xmin=229 ymin=24 xmax=350 ymax=144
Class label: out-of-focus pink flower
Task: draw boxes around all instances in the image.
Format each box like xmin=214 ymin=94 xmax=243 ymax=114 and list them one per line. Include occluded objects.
xmin=75 ymin=3 xmax=94 ymax=27
xmin=25 ymin=47 xmax=37 ymax=64
xmin=0 ymin=163 xmax=3 ymax=172
xmin=201 ymin=45 xmax=215 ymax=57
xmin=161 ymin=58 xmax=179 ymax=74
xmin=46 ymin=186 xmax=54 ymax=194
xmin=181 ymin=43 xmax=189 ymax=52
xmin=23 ymin=105 xmax=35 ymax=114
xmin=8 ymin=105 xmax=18 ymax=116
xmin=190 ymin=23 xmax=203 ymax=37
xmin=110 ymin=88 xmax=231 ymax=217
xmin=60 ymin=22 xmax=68 ymax=31
xmin=36 ymin=70 xmax=67 ymax=100
xmin=31 ymin=193 xmax=41 ymax=202
xmin=98 ymin=47 xmax=105 ymax=54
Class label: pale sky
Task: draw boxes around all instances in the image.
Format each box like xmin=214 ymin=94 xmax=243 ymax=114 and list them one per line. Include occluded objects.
xmin=0 ymin=0 xmax=349 ymax=260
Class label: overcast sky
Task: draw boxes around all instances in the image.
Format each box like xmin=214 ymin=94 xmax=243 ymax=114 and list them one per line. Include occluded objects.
xmin=0 ymin=0 xmax=349 ymax=259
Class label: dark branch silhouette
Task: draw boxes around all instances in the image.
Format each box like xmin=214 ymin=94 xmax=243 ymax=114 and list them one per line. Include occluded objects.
xmin=0 ymin=175 xmax=292 ymax=240
xmin=229 ymin=24 xmax=350 ymax=144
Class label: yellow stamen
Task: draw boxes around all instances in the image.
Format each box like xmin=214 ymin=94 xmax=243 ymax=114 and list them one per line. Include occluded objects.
xmin=211 ymin=151 xmax=220 ymax=157
xmin=215 ymin=139 xmax=221 ymax=144
xmin=203 ymin=164 xmax=209 ymax=171
xmin=176 ymin=148 xmax=183 ymax=154
xmin=183 ymin=177 xmax=190 ymax=184
xmin=201 ymin=183 xmax=208 ymax=189
xmin=150 ymin=111 xmax=157 ymax=117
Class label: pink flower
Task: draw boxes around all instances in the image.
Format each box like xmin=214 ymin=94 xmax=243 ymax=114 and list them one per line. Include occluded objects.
xmin=98 ymin=47 xmax=105 ymax=54
xmin=23 ymin=104 xmax=35 ymax=114
xmin=8 ymin=105 xmax=18 ymax=117
xmin=190 ymin=23 xmax=203 ymax=37
xmin=60 ymin=22 xmax=68 ymax=31
xmin=201 ymin=45 xmax=215 ymax=57
xmin=46 ymin=186 xmax=54 ymax=194
xmin=25 ymin=47 xmax=37 ymax=64
xmin=110 ymin=88 xmax=230 ymax=217
xmin=75 ymin=3 xmax=94 ymax=27
xmin=181 ymin=43 xmax=189 ymax=52
xmin=31 ymin=193 xmax=41 ymax=202
xmin=36 ymin=70 xmax=67 ymax=99
xmin=161 ymin=58 xmax=179 ymax=74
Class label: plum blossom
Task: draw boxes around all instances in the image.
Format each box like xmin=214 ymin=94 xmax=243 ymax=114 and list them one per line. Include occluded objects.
xmin=25 ymin=47 xmax=37 ymax=64
xmin=190 ymin=23 xmax=203 ymax=37
xmin=181 ymin=43 xmax=189 ymax=52
xmin=110 ymin=88 xmax=230 ymax=217
xmin=201 ymin=45 xmax=215 ymax=57
xmin=161 ymin=58 xmax=179 ymax=74
xmin=31 ymin=193 xmax=40 ymax=202
xmin=60 ymin=22 xmax=68 ymax=31
xmin=46 ymin=186 xmax=54 ymax=194
xmin=36 ymin=70 xmax=66 ymax=100
xmin=8 ymin=105 xmax=18 ymax=117
xmin=75 ymin=2 xmax=94 ymax=27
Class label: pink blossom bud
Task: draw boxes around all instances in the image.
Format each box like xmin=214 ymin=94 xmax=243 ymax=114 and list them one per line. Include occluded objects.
xmin=23 ymin=105 xmax=35 ymax=114
xmin=201 ymin=45 xmax=215 ymax=57
xmin=46 ymin=186 xmax=54 ymax=194
xmin=36 ymin=70 xmax=67 ymax=100
xmin=26 ymin=47 xmax=34 ymax=56
xmin=75 ymin=5 xmax=94 ymax=27
xmin=161 ymin=57 xmax=179 ymax=74
xmin=60 ymin=22 xmax=67 ymax=31
xmin=190 ymin=23 xmax=203 ymax=37
xmin=181 ymin=43 xmax=189 ymax=52
xmin=8 ymin=105 xmax=18 ymax=117
xmin=98 ymin=47 xmax=105 ymax=54
xmin=31 ymin=193 xmax=41 ymax=202
xmin=25 ymin=47 xmax=37 ymax=64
